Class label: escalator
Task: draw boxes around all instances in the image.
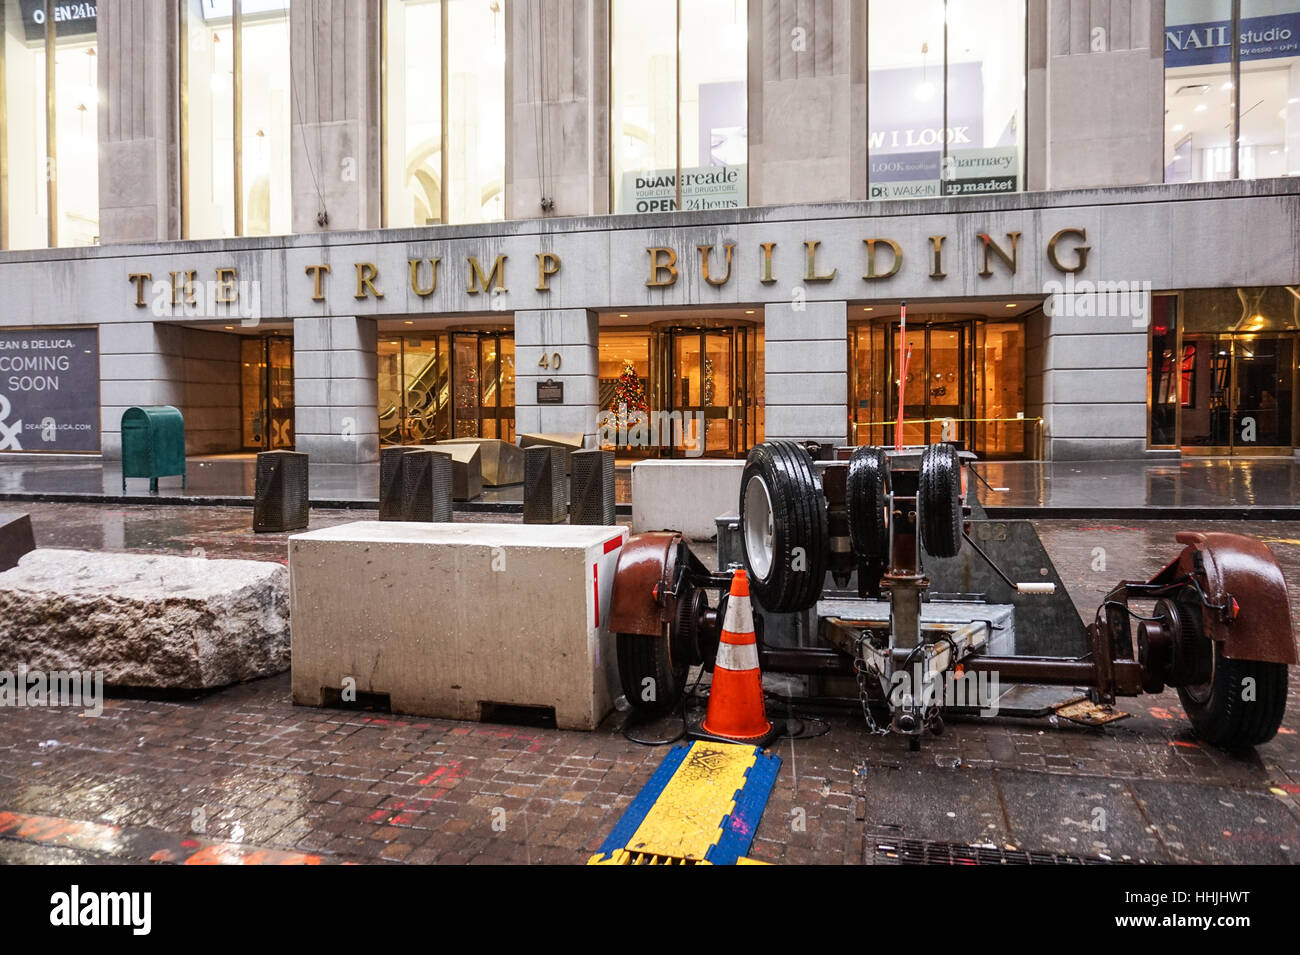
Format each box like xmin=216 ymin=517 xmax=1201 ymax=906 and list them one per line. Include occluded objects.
xmin=379 ymin=331 xmax=514 ymax=445
xmin=379 ymin=350 xmax=451 ymax=445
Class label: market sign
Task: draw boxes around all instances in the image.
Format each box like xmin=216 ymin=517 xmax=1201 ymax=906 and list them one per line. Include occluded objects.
xmin=1165 ymin=13 xmax=1300 ymax=67
xmin=17 ymin=0 xmax=97 ymax=42
xmin=619 ymin=165 xmax=747 ymax=214
xmin=0 ymin=328 xmax=100 ymax=452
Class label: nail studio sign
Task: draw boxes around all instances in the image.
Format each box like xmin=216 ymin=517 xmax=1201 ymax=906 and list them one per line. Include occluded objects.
xmin=126 ymin=228 xmax=1094 ymax=309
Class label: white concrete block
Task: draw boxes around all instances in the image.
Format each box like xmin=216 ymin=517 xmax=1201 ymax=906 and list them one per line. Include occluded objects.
xmin=632 ymin=460 xmax=744 ymax=539
xmin=289 ymin=521 xmax=628 ymax=730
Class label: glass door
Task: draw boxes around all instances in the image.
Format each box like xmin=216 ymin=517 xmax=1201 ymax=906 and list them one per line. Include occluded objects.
xmin=478 ymin=334 xmax=516 ymax=441
xmin=886 ymin=322 xmax=970 ymax=448
xmin=1180 ymin=335 xmax=1295 ymax=453
xmin=240 ymin=335 xmax=295 ymax=451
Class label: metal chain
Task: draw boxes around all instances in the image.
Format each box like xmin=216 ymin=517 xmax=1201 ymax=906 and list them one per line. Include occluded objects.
xmin=853 ymin=647 xmax=890 ymax=736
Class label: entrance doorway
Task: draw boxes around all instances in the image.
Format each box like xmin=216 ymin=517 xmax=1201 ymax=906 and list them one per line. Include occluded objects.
xmin=597 ymin=321 xmax=762 ymax=458
xmin=851 ymin=316 xmax=1028 ymax=458
xmin=1178 ymin=335 xmax=1295 ymax=453
xmin=379 ymin=329 xmax=515 ymax=446
xmin=240 ymin=336 xmax=295 ymax=450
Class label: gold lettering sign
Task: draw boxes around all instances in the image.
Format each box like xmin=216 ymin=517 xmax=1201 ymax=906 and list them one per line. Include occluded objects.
xmin=355 ymin=263 xmax=384 ymax=300
xmin=128 ymin=272 xmax=152 ymax=307
xmin=803 ymin=240 xmax=836 ymax=282
xmin=409 ymin=258 xmax=439 ymax=297
xmin=862 ymin=238 xmax=902 ymax=280
xmin=977 ymin=232 xmax=1021 ymax=278
xmin=1047 ymin=227 xmax=1091 ymax=274
xmin=535 ymin=252 xmax=561 ymax=291
xmin=646 ymin=247 xmax=678 ymax=287
xmin=305 ymin=264 xmax=331 ymax=302
xmin=215 ymin=267 xmax=238 ymax=304
xmin=928 ymin=235 xmax=946 ymax=279
xmin=169 ymin=270 xmax=197 ymax=307
xmin=759 ymin=242 xmax=777 ymax=284
xmin=467 ymin=255 xmax=508 ymax=294
xmin=698 ymin=244 xmax=735 ymax=288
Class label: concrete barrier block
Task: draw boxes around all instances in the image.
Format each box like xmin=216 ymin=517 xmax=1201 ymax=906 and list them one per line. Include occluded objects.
xmin=289 ymin=521 xmax=628 ymax=730
xmin=632 ymin=460 xmax=744 ymax=539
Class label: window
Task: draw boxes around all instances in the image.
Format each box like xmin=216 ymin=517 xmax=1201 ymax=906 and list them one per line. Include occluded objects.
xmin=868 ymin=0 xmax=1029 ymax=198
xmin=183 ymin=0 xmax=292 ymax=238
xmin=383 ymin=0 xmax=505 ymax=227
xmin=867 ymin=0 xmax=1026 ymax=199
xmin=1164 ymin=0 xmax=1300 ymax=182
xmin=1 ymin=0 xmax=99 ymax=249
xmin=610 ymin=0 xmax=748 ymax=214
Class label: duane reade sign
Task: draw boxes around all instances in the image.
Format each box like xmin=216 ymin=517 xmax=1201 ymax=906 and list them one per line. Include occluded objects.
xmin=620 ymin=165 xmax=747 ymax=213
xmin=0 ymin=328 xmax=100 ymax=452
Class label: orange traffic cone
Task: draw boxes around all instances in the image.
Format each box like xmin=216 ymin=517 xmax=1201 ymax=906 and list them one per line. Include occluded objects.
xmin=699 ymin=569 xmax=779 ymax=746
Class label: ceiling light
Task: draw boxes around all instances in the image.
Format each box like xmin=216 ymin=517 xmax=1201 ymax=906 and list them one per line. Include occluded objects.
xmin=1172 ymin=123 xmax=1184 ymax=132
xmin=619 ymin=313 xmax=628 ymax=318
xmin=404 ymin=320 xmax=414 ymax=325
xmin=1194 ymin=103 xmax=1208 ymax=112
xmin=745 ymin=309 xmax=755 ymax=315
xmin=863 ymin=307 xmax=873 ymax=312
xmin=1005 ymin=303 xmax=1017 ymax=308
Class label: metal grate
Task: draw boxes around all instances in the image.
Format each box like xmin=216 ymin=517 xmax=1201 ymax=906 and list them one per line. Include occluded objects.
xmin=523 ymin=445 xmax=567 ymax=524
xmin=253 ymin=450 xmax=309 ymax=533
xmin=870 ymin=827 xmax=1115 ymax=866
xmin=379 ymin=446 xmax=415 ymax=521
xmin=569 ymin=449 xmax=615 ymax=525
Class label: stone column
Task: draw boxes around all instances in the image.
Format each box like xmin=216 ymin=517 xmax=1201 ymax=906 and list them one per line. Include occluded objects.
xmin=99 ymin=322 xmax=185 ymax=458
xmin=505 ymin=0 xmax=610 ymax=218
xmin=1045 ymin=0 xmax=1165 ymax=188
xmin=764 ymin=301 xmax=848 ymax=446
xmin=748 ymin=0 xmax=867 ymax=205
xmin=1040 ymin=292 xmax=1149 ymax=460
xmin=289 ymin=0 xmax=382 ymax=233
xmin=96 ymin=1 xmax=181 ymax=243
xmin=292 ymin=317 xmax=379 ymax=465
xmin=514 ymin=309 xmax=599 ymax=447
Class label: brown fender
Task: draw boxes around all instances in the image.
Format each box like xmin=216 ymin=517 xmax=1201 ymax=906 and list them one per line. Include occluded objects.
xmin=608 ymin=532 xmax=684 ymax=637
xmin=1149 ymin=531 xmax=1297 ymax=665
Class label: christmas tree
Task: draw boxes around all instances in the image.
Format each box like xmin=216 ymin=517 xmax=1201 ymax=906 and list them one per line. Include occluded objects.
xmin=609 ymin=361 xmax=649 ymax=439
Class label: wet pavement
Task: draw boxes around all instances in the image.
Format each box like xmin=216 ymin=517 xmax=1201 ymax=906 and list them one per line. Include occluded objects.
xmin=3 ymin=452 xmax=1300 ymax=515
xmin=0 ymin=504 xmax=1299 ymax=864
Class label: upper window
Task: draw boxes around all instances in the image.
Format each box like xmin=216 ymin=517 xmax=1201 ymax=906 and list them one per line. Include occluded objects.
xmin=1164 ymin=0 xmax=1300 ymax=182
xmin=183 ymin=0 xmax=292 ymax=238
xmin=1 ymin=0 xmax=100 ymax=249
xmin=867 ymin=0 xmax=1026 ymax=199
xmin=610 ymin=0 xmax=748 ymax=214
xmin=383 ymin=0 xmax=506 ymax=227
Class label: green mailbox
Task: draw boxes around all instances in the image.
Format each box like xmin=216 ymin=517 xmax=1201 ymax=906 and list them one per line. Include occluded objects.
xmin=121 ymin=406 xmax=187 ymax=493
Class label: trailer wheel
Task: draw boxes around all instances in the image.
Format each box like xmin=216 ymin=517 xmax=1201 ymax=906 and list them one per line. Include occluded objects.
xmin=847 ymin=446 xmax=889 ymax=561
xmin=918 ymin=444 xmax=962 ymax=559
xmin=740 ymin=440 xmax=828 ymax=613
xmin=617 ymin=628 xmax=688 ymax=716
xmin=1177 ymin=642 xmax=1289 ymax=748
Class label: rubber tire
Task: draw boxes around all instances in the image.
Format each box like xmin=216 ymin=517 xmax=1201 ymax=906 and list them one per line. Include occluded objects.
xmin=918 ymin=444 xmax=962 ymax=559
xmin=1177 ymin=643 xmax=1289 ymax=748
xmin=739 ymin=440 xmax=829 ymax=613
xmin=846 ymin=446 xmax=889 ymax=561
xmin=617 ymin=629 xmax=687 ymax=717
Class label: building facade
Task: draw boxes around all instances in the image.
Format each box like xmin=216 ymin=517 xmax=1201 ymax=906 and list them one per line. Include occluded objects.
xmin=0 ymin=0 xmax=1297 ymax=465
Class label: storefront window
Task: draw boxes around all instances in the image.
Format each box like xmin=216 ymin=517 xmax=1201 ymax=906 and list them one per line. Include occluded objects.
xmin=183 ymin=0 xmax=291 ymax=239
xmin=383 ymin=0 xmax=505 ymax=227
xmin=867 ymin=0 xmax=1026 ymax=199
xmin=611 ymin=0 xmax=747 ymax=214
xmin=1164 ymin=0 xmax=1300 ymax=182
xmin=1 ymin=0 xmax=99 ymax=249
xmin=1150 ymin=287 xmax=1299 ymax=451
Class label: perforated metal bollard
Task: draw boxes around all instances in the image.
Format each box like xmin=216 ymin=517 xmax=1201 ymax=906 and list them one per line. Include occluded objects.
xmin=523 ymin=445 xmax=567 ymax=524
xmin=253 ymin=450 xmax=309 ymax=533
xmin=380 ymin=447 xmax=454 ymax=522
xmin=569 ymin=449 xmax=615 ymax=525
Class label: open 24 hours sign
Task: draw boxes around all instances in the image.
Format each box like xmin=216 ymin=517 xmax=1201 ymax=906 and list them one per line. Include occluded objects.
xmin=0 ymin=328 xmax=100 ymax=452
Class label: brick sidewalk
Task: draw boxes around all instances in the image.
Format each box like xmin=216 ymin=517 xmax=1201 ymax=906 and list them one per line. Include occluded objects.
xmin=1 ymin=512 xmax=1298 ymax=864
